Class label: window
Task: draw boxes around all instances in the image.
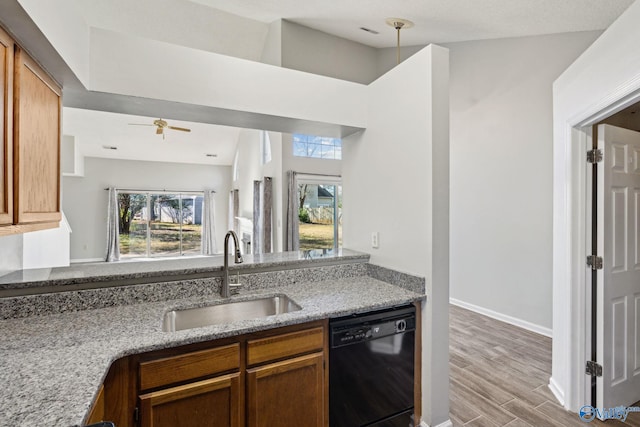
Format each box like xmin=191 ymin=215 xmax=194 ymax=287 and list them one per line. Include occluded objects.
xmin=293 ymin=134 xmax=342 ymax=160
xmin=118 ymin=192 xmax=203 ymax=258
xmin=297 ymin=180 xmax=342 ymax=251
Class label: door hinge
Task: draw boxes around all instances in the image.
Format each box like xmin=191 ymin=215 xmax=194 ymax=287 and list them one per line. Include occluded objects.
xmin=586 ymin=255 xmax=603 ymax=270
xmin=134 ymin=407 xmax=139 ymax=423
xmin=586 ymin=360 xmax=603 ymax=377
xmin=587 ymin=149 xmax=603 ymax=163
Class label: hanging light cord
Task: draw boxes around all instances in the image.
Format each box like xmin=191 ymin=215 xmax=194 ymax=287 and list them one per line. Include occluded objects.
xmin=386 ymin=18 xmax=413 ymax=66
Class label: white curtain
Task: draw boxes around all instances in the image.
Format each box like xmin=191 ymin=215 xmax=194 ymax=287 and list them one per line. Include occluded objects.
xmin=201 ymin=190 xmax=217 ymax=255
xmin=285 ymin=171 xmax=299 ymax=251
xmin=105 ymin=187 xmax=120 ymax=262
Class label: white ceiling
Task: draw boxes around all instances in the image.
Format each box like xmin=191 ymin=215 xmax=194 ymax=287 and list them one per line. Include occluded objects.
xmin=192 ymin=0 xmax=634 ymax=48
xmin=65 ymin=0 xmax=634 ymax=166
xmin=63 ymin=108 xmax=241 ymax=165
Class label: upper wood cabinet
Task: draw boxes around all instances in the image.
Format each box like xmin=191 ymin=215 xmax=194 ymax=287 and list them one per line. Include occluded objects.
xmin=13 ymin=46 xmax=61 ymax=226
xmin=0 ymin=26 xmax=13 ymax=226
xmin=0 ymin=27 xmax=61 ymax=236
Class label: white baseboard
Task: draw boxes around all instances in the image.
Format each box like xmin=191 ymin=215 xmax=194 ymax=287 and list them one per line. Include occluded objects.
xmin=70 ymin=257 xmax=103 ymax=264
xmin=548 ymin=377 xmax=565 ymax=406
xmin=420 ymin=419 xmax=452 ymax=427
xmin=450 ymin=298 xmax=553 ymax=338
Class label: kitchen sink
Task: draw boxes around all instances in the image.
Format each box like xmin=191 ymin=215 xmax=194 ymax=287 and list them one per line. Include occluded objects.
xmin=162 ymin=295 xmax=302 ymax=332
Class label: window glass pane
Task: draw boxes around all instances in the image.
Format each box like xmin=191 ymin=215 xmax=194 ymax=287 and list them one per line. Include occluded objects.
xmin=150 ymin=194 xmax=182 ymax=256
xmin=118 ymin=192 xmax=203 ymax=259
xmin=293 ymin=133 xmax=342 ymax=159
xmin=118 ymin=193 xmax=148 ymax=258
xmin=181 ymin=195 xmax=203 ymax=255
xmin=297 ymin=183 xmax=342 ymax=251
xmin=320 ymin=145 xmax=335 ymax=159
xmin=293 ymin=140 xmax=307 ymax=157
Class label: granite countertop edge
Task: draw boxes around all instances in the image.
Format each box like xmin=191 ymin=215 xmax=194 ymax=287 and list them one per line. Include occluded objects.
xmin=0 ymin=250 xmax=371 ymax=291
xmin=0 ymin=275 xmax=424 ymax=427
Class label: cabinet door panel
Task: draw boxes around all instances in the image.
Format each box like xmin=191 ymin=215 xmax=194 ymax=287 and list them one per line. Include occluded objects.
xmin=0 ymin=27 xmax=12 ymax=225
xmin=139 ymin=373 xmax=241 ymax=427
xmin=246 ymin=353 xmax=324 ymax=427
xmin=14 ymin=47 xmax=61 ymax=224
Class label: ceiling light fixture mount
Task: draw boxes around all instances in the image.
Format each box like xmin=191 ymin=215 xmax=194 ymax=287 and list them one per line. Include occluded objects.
xmin=385 ymin=18 xmax=414 ymax=65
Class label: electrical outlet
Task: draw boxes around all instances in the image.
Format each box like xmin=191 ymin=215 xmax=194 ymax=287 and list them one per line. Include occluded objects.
xmin=371 ymin=232 xmax=379 ymax=248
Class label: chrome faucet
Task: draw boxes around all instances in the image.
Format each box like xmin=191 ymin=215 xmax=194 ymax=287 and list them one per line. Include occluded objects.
xmin=221 ymin=230 xmax=243 ymax=298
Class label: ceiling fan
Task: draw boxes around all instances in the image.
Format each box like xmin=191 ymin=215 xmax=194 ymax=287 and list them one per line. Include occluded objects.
xmin=128 ymin=118 xmax=191 ymax=139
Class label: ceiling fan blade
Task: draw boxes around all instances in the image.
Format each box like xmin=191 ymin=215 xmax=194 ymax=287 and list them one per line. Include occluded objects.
xmin=156 ymin=127 xmax=163 ymax=135
xmin=168 ymin=126 xmax=191 ymax=132
xmin=128 ymin=123 xmax=154 ymax=126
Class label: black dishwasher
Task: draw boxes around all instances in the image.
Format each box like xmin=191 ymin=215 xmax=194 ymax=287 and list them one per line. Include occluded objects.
xmin=329 ymin=305 xmax=416 ymax=427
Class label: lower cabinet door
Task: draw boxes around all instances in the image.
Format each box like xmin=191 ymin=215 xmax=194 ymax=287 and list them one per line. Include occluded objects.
xmin=246 ymin=353 xmax=324 ymax=427
xmin=139 ymin=373 xmax=241 ymax=427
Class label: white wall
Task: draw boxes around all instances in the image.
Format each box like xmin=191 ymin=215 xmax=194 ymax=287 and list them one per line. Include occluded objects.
xmin=89 ymin=28 xmax=367 ymax=131
xmin=552 ymin=0 xmax=640 ymax=411
xmin=281 ymin=20 xmax=379 ymax=84
xmin=232 ymin=130 xmax=284 ymax=252
xmin=0 ymin=234 xmax=23 ymax=276
xmin=22 ymin=215 xmax=71 ymax=269
xmin=445 ymin=31 xmax=600 ymax=333
xmin=234 ymin=129 xmax=263 ymax=219
xmin=376 ymin=45 xmax=426 ymax=78
xmin=63 ymin=157 xmax=231 ymax=261
xmin=342 ymin=45 xmax=450 ymax=427
xmin=76 ymin=0 xmax=269 ymax=61
xmin=260 ymin=20 xmax=282 ymax=66
xmin=17 ymin=0 xmax=90 ymax=86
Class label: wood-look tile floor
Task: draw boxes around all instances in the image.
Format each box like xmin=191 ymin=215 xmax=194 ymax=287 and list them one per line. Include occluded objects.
xmin=449 ymin=304 xmax=640 ymax=427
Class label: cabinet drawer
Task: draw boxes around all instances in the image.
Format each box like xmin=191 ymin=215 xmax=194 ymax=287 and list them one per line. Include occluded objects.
xmin=140 ymin=343 xmax=239 ymax=391
xmin=247 ymin=327 xmax=324 ymax=367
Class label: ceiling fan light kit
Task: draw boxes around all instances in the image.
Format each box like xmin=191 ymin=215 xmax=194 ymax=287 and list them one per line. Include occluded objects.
xmin=128 ymin=118 xmax=191 ymax=139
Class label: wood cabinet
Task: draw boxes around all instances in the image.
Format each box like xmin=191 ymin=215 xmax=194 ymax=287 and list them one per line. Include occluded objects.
xmin=246 ymin=353 xmax=324 ymax=427
xmin=13 ymin=46 xmax=61 ymax=226
xmin=94 ymin=321 xmax=328 ymax=427
xmin=0 ymin=25 xmax=61 ymax=236
xmin=0 ymin=26 xmax=13 ymax=226
xmin=245 ymin=326 xmax=326 ymax=427
xmin=139 ymin=374 xmax=241 ymax=427
xmin=138 ymin=344 xmax=241 ymax=427
xmin=86 ymin=385 xmax=105 ymax=425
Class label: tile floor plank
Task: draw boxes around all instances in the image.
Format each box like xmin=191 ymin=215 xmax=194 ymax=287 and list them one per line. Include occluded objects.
xmin=449 ymin=304 xmax=638 ymax=427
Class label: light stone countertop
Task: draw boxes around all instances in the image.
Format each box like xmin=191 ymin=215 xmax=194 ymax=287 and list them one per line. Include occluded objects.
xmin=0 ymin=249 xmax=369 ymax=293
xmin=0 ymin=276 xmax=423 ymax=427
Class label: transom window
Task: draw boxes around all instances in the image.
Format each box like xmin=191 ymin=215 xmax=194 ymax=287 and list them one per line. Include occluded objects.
xmin=293 ymin=134 xmax=342 ymax=160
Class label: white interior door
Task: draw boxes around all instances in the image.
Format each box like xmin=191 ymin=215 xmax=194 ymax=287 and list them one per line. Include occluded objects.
xmin=596 ymin=124 xmax=640 ymax=408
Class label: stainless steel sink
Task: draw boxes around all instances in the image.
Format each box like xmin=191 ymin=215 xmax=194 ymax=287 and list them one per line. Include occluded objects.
xmin=162 ymin=295 xmax=302 ymax=332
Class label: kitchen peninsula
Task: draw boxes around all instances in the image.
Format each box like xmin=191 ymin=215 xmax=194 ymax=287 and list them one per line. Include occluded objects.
xmin=0 ymin=250 xmax=425 ymax=426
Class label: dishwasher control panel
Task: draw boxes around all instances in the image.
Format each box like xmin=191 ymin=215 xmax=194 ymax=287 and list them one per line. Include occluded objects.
xmin=330 ymin=310 xmax=416 ymax=347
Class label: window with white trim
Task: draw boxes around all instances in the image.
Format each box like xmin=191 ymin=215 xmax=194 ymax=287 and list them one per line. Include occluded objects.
xmin=293 ymin=134 xmax=342 ymax=160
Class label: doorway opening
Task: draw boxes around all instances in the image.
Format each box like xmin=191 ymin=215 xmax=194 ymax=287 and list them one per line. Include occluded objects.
xmin=584 ymin=102 xmax=640 ymax=411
